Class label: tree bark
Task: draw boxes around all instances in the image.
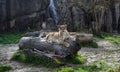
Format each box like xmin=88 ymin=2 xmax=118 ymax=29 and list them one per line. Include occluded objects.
xmin=24 ymin=31 xmax=93 ymax=43
xmin=19 ymin=37 xmax=81 ymax=61
xmin=19 ymin=31 xmax=93 ymax=61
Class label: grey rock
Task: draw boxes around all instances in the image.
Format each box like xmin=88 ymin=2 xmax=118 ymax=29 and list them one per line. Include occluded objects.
xmin=0 ymin=0 xmax=120 ymax=34
xmin=0 ymin=0 xmax=49 ymax=32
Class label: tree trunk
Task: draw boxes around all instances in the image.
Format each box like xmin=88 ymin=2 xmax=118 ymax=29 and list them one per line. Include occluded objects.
xmin=24 ymin=31 xmax=93 ymax=43
xmin=19 ymin=37 xmax=81 ymax=61
xmin=19 ymin=31 xmax=93 ymax=61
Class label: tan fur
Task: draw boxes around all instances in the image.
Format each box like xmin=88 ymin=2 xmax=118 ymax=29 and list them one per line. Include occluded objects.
xmin=45 ymin=24 xmax=71 ymax=47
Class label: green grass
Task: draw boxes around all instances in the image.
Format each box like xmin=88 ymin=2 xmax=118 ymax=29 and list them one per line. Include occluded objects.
xmin=107 ymin=64 xmax=120 ymax=72
xmin=11 ymin=52 xmax=61 ymax=67
xmin=95 ymin=32 xmax=120 ymax=44
xmin=0 ymin=31 xmax=99 ymax=48
xmin=80 ymin=41 xmax=98 ymax=48
xmin=55 ymin=67 xmax=74 ymax=72
xmin=11 ymin=52 xmax=120 ymax=72
xmin=54 ymin=65 xmax=100 ymax=72
xmin=64 ymin=53 xmax=86 ymax=64
xmin=54 ymin=61 xmax=120 ymax=72
xmin=0 ymin=32 xmax=25 ymax=44
xmin=55 ymin=65 xmax=100 ymax=72
xmin=11 ymin=52 xmax=86 ymax=67
xmin=0 ymin=64 xmax=12 ymax=72
xmin=92 ymin=60 xmax=111 ymax=70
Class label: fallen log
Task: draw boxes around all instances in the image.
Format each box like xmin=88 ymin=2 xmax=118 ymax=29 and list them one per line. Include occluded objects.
xmin=19 ymin=31 xmax=93 ymax=62
xmin=24 ymin=31 xmax=93 ymax=42
xmin=19 ymin=36 xmax=81 ymax=61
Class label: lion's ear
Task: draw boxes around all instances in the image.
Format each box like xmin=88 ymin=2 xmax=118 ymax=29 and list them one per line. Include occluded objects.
xmin=57 ymin=25 xmax=61 ymax=28
xmin=64 ymin=24 xmax=67 ymax=28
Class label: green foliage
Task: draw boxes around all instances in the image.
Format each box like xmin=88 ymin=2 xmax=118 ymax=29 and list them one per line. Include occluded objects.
xmin=11 ymin=52 xmax=62 ymax=67
xmin=92 ymin=60 xmax=111 ymax=70
xmin=54 ymin=64 xmax=100 ymax=72
xmin=11 ymin=52 xmax=26 ymax=62
xmin=65 ymin=53 xmax=86 ymax=64
xmin=54 ymin=61 xmax=120 ymax=72
xmin=107 ymin=64 xmax=120 ymax=72
xmin=11 ymin=52 xmax=86 ymax=67
xmin=81 ymin=41 xmax=98 ymax=48
xmin=11 ymin=52 xmax=120 ymax=72
xmin=0 ymin=64 xmax=12 ymax=72
xmin=95 ymin=32 xmax=120 ymax=44
xmin=0 ymin=32 xmax=25 ymax=44
xmin=105 ymin=36 xmax=120 ymax=44
xmin=57 ymin=67 xmax=74 ymax=72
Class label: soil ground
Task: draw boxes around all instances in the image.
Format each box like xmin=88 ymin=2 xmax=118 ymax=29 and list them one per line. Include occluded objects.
xmin=0 ymin=38 xmax=120 ymax=72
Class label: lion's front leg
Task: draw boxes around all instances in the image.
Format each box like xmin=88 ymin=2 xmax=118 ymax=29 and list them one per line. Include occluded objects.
xmin=63 ymin=41 xmax=70 ymax=47
xmin=59 ymin=40 xmax=70 ymax=47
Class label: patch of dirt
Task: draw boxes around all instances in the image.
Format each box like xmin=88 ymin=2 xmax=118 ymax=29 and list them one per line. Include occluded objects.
xmin=0 ymin=44 xmax=51 ymax=72
xmin=0 ymin=38 xmax=120 ymax=72
xmin=80 ymin=38 xmax=120 ymax=65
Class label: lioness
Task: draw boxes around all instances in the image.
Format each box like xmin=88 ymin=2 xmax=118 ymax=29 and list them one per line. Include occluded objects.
xmin=45 ymin=24 xmax=71 ymax=47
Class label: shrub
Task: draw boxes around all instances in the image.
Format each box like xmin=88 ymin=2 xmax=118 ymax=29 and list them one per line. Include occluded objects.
xmin=0 ymin=64 xmax=12 ymax=72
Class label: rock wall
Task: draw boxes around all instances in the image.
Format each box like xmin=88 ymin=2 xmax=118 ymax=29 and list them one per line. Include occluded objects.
xmin=0 ymin=0 xmax=49 ymax=32
xmin=54 ymin=0 xmax=120 ymax=33
xmin=0 ymin=0 xmax=120 ymax=33
xmin=111 ymin=1 xmax=120 ymax=33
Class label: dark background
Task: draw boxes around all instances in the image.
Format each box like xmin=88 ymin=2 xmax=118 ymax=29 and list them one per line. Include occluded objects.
xmin=0 ymin=0 xmax=120 ymax=33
